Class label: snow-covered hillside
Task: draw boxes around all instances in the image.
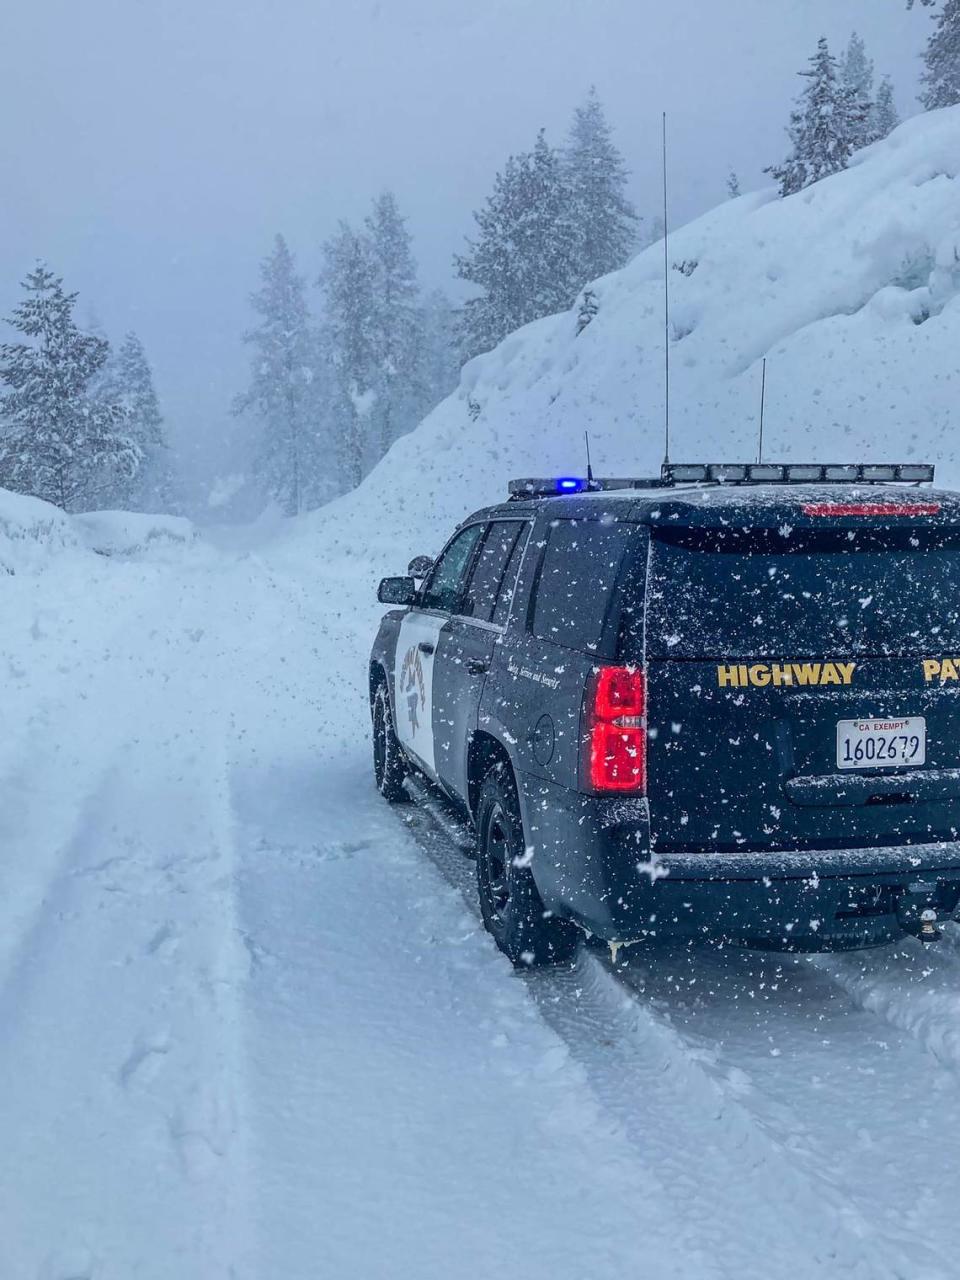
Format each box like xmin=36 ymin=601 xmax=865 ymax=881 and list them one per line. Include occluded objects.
xmin=306 ymin=105 xmax=960 ymax=569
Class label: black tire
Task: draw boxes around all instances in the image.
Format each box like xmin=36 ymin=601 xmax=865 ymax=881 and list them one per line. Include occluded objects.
xmin=475 ymin=764 xmax=579 ymax=967
xmin=372 ymin=681 xmax=408 ymax=803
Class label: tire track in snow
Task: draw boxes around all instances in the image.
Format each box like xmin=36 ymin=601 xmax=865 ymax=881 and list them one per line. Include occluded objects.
xmin=814 ymin=928 xmax=960 ymax=1076
xmin=402 ymin=802 xmax=914 ymax=1280
xmin=0 ymin=553 xmax=252 ymax=1279
xmin=612 ymin=943 xmax=960 ymax=1280
xmin=0 ymin=588 xmax=165 ymax=992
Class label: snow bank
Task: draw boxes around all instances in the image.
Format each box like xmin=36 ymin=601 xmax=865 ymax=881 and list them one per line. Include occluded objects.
xmin=289 ymin=104 xmax=960 ymax=571
xmin=0 ymin=488 xmax=77 ymax=573
xmin=0 ymin=490 xmax=197 ymax=571
xmin=72 ymin=509 xmax=197 ymax=558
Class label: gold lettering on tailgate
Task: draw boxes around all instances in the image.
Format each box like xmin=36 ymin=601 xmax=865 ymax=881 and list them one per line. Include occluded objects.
xmin=792 ymin=663 xmax=822 ymax=685
xmin=923 ymin=658 xmax=960 ymax=682
xmin=716 ymin=660 xmax=859 ymax=688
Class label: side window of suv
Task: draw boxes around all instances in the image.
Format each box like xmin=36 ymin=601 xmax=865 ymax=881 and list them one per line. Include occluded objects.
xmin=462 ymin=521 xmax=526 ymax=623
xmin=492 ymin=522 xmax=530 ymax=628
xmin=531 ymin=518 xmax=636 ymax=652
xmin=420 ymin=524 xmax=484 ymax=612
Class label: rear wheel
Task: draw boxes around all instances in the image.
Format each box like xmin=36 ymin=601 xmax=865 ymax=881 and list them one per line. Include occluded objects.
xmin=372 ymin=681 xmax=408 ymax=803
xmin=475 ymin=764 xmax=579 ymax=967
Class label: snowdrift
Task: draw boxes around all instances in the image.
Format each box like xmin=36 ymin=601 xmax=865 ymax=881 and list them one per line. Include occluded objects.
xmin=72 ymin=510 xmax=197 ymax=557
xmin=0 ymin=491 xmax=197 ymax=571
xmin=0 ymin=489 xmax=78 ymax=573
xmin=298 ymin=105 xmax=960 ymax=571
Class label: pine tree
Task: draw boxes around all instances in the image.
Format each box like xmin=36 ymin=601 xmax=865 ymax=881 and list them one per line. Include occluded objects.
xmin=766 ymin=37 xmax=867 ymax=196
xmin=870 ymin=76 xmax=901 ymax=141
xmin=234 ymin=235 xmax=321 ymax=515
xmin=839 ymin=32 xmax=876 ymax=151
xmin=726 ymin=170 xmax=741 ymax=198
xmin=914 ymin=0 xmax=960 ymax=108
xmin=318 ymin=222 xmax=377 ymax=490
xmin=365 ymin=191 xmax=424 ymax=456
xmin=562 ymin=88 xmax=638 ymax=286
xmin=419 ymin=289 xmax=459 ymax=413
xmin=97 ymin=332 xmax=170 ymax=509
xmin=0 ymin=265 xmax=137 ymax=511
xmin=455 ymin=129 xmax=580 ymax=360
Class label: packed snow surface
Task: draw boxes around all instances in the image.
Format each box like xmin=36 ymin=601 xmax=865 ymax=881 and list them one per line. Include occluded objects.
xmin=9 ymin=109 xmax=960 ymax=1278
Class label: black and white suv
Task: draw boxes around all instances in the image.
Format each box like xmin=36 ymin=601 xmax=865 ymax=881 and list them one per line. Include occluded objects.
xmin=369 ymin=463 xmax=960 ymax=965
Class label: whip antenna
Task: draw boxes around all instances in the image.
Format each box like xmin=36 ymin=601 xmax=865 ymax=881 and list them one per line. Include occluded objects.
xmin=662 ymin=111 xmax=671 ymax=466
xmin=757 ymin=358 xmax=767 ymax=464
xmin=584 ymin=430 xmax=595 ymax=487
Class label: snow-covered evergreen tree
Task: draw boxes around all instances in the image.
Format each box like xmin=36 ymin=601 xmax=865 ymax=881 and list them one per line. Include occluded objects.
xmin=839 ymin=32 xmax=876 ymax=151
xmin=318 ymin=222 xmax=377 ymax=490
xmin=455 ymin=129 xmax=580 ymax=360
xmin=726 ymin=170 xmax=741 ymax=198
xmin=870 ymin=76 xmax=901 ymax=141
xmin=419 ymin=288 xmax=459 ymax=413
xmin=766 ymin=37 xmax=866 ymax=196
xmin=234 ymin=235 xmax=322 ymax=515
xmin=97 ymin=331 xmax=170 ymax=510
xmin=365 ymin=191 xmax=424 ymax=456
xmin=562 ymin=88 xmax=638 ymax=286
xmin=912 ymin=0 xmax=960 ymax=108
xmin=0 ymin=265 xmax=138 ymax=511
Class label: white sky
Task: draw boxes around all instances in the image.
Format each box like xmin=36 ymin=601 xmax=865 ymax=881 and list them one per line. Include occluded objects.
xmin=0 ymin=0 xmax=930 ymax=487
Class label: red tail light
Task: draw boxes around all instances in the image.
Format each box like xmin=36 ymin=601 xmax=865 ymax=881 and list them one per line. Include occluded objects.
xmin=802 ymin=502 xmax=941 ymax=517
xmin=584 ymin=665 xmax=646 ymax=794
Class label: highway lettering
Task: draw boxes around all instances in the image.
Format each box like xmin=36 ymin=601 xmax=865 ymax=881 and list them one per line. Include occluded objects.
xmin=717 ymin=661 xmax=857 ymax=689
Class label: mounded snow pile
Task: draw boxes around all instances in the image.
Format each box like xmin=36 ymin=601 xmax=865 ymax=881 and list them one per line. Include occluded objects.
xmin=294 ymin=105 xmax=960 ymax=571
xmin=0 ymin=491 xmax=197 ymax=570
xmin=72 ymin=509 xmax=197 ymax=558
xmin=0 ymin=488 xmax=78 ymax=573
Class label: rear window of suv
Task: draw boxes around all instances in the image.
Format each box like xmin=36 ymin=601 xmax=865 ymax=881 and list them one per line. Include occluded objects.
xmin=642 ymin=525 xmax=960 ymax=660
xmin=531 ymin=517 xmax=638 ymax=652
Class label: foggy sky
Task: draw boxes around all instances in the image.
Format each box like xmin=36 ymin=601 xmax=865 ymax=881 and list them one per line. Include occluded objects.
xmin=0 ymin=1 xmax=928 ymax=501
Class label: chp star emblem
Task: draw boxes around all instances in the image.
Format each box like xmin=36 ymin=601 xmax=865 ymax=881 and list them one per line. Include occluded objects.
xmin=399 ymin=643 xmax=427 ymax=736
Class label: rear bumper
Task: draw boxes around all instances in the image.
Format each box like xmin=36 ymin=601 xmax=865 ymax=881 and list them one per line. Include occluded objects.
xmin=518 ymin=775 xmax=960 ymax=950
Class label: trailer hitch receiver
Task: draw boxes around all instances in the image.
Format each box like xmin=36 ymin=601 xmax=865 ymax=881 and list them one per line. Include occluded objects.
xmin=897 ymin=880 xmax=944 ymax=942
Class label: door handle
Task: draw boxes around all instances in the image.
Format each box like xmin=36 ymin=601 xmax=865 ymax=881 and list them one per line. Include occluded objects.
xmin=418 ymin=641 xmax=435 ymax=655
xmin=466 ymin=658 xmax=489 ymax=676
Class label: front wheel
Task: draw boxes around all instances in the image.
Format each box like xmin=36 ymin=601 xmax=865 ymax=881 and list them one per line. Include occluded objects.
xmin=372 ymin=681 xmax=408 ymax=803
xmin=475 ymin=765 xmax=579 ymax=967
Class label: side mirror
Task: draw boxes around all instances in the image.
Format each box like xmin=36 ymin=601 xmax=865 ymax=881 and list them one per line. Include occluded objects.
xmin=407 ymin=555 xmax=434 ymax=579
xmin=378 ymin=576 xmax=418 ymax=607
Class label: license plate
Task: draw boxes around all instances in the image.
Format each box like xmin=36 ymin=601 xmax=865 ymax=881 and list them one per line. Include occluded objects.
xmin=836 ymin=717 xmax=926 ymax=770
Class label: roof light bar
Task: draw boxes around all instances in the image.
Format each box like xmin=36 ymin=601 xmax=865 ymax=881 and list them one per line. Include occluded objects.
xmin=661 ymin=463 xmax=935 ymax=487
xmin=508 ymin=463 xmax=936 ymax=500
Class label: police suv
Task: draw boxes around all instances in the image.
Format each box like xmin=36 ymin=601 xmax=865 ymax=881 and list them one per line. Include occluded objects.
xmin=369 ymin=462 xmax=960 ymax=965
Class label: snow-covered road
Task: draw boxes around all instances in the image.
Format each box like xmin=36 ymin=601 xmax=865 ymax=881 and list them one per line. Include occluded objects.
xmin=3 ymin=523 xmax=960 ymax=1280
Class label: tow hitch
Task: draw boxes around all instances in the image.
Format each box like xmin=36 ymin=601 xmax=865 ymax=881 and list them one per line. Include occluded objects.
xmin=897 ymin=881 xmax=945 ymax=943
